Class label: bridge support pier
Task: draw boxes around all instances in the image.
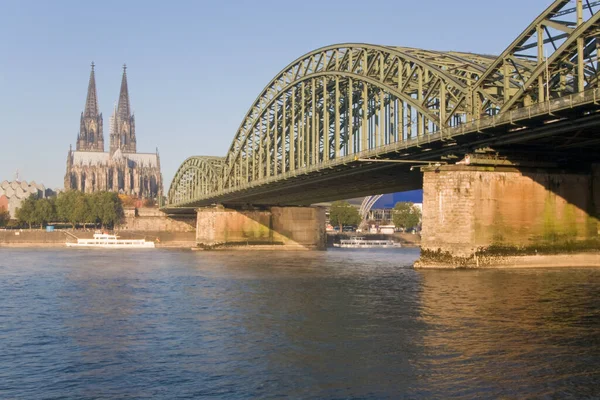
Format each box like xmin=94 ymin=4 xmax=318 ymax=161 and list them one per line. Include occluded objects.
xmin=416 ymin=164 xmax=600 ymax=268
xmin=195 ymin=206 xmax=326 ymax=250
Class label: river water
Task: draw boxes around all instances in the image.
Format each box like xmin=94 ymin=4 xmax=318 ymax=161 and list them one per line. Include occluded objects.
xmin=1 ymin=248 xmax=599 ymax=399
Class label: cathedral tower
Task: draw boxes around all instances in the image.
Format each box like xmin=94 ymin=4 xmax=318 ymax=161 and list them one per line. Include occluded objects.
xmin=66 ymin=63 xmax=162 ymax=199
xmin=110 ymin=64 xmax=137 ymax=154
xmin=76 ymin=62 xmax=104 ymax=152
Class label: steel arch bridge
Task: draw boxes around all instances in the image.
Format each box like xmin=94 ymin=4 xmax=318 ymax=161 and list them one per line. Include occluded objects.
xmin=165 ymin=0 xmax=600 ymax=212
xmin=167 ymin=156 xmax=224 ymax=205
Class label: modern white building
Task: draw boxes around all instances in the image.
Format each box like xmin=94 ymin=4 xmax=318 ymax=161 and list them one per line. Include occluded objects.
xmin=0 ymin=181 xmax=48 ymax=218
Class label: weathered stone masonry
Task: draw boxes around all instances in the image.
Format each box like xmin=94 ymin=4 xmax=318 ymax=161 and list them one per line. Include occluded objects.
xmin=195 ymin=206 xmax=326 ymax=250
xmin=420 ymin=165 xmax=599 ymax=259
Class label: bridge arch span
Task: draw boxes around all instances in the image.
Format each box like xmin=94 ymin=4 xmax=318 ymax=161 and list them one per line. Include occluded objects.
xmin=221 ymin=44 xmax=499 ymax=190
xmin=167 ymin=156 xmax=224 ymax=207
xmin=165 ymin=0 xmax=600 ymax=210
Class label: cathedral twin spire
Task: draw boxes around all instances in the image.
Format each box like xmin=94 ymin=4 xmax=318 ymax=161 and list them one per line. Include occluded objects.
xmin=84 ymin=62 xmax=99 ymax=118
xmin=76 ymin=63 xmax=136 ymax=154
xmin=77 ymin=62 xmax=103 ymax=152
xmin=110 ymin=64 xmax=136 ymax=154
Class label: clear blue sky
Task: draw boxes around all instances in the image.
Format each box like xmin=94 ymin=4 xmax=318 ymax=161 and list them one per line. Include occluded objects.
xmin=0 ymin=0 xmax=547 ymax=189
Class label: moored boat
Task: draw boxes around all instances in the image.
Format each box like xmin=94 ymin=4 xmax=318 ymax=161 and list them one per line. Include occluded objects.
xmin=66 ymin=232 xmax=155 ymax=248
xmin=333 ymin=236 xmax=400 ymax=249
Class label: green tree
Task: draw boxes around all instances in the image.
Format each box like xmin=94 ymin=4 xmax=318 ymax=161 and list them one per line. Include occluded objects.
xmin=72 ymin=192 xmax=91 ymax=228
xmin=88 ymin=192 xmax=104 ymax=228
xmin=392 ymin=202 xmax=422 ymax=231
xmin=329 ymin=200 xmax=361 ymax=232
xmin=16 ymin=195 xmax=37 ymax=229
xmin=82 ymin=194 xmax=103 ymax=228
xmin=34 ymin=198 xmax=56 ymax=229
xmin=56 ymin=190 xmax=77 ymax=227
xmin=95 ymin=192 xmax=123 ymax=228
xmin=0 ymin=208 xmax=10 ymax=227
xmin=56 ymin=190 xmax=124 ymax=229
xmin=56 ymin=190 xmax=88 ymax=228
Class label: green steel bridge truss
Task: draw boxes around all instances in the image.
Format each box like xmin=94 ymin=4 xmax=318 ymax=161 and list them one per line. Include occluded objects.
xmin=167 ymin=0 xmax=600 ymax=209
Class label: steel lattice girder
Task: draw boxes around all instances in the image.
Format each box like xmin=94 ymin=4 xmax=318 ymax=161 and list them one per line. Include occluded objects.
xmin=167 ymin=156 xmax=224 ymax=206
xmin=474 ymin=0 xmax=600 ymax=113
xmin=166 ymin=0 xmax=600 ymax=209
xmin=220 ymin=45 xmax=498 ymax=191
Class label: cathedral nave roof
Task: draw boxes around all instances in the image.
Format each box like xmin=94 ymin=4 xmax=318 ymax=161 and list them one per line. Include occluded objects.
xmin=71 ymin=150 xmax=158 ymax=168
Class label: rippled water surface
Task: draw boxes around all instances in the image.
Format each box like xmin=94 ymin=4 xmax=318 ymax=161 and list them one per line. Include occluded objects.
xmin=1 ymin=248 xmax=600 ymax=399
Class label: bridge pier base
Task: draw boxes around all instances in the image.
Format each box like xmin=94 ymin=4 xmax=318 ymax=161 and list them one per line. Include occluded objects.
xmin=195 ymin=206 xmax=326 ymax=250
xmin=416 ymin=164 xmax=600 ymax=268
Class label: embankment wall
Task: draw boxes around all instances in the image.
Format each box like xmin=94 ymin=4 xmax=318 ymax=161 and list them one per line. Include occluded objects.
xmin=118 ymin=207 xmax=196 ymax=232
xmin=0 ymin=230 xmax=68 ymax=247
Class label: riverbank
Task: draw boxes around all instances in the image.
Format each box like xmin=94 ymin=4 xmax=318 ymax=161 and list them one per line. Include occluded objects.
xmin=415 ymin=253 xmax=600 ymax=268
xmin=192 ymin=243 xmax=316 ymax=251
xmin=326 ymin=232 xmax=421 ymax=247
xmin=5 ymin=230 xmax=600 ymax=269
xmin=0 ymin=230 xmax=196 ymax=249
xmin=0 ymin=230 xmax=68 ymax=247
xmin=415 ymin=243 xmax=600 ymax=269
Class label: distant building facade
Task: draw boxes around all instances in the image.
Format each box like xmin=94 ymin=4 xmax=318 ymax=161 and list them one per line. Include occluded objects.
xmin=64 ymin=64 xmax=162 ymax=198
xmin=0 ymin=181 xmax=49 ymax=218
xmin=366 ymin=208 xmax=394 ymax=223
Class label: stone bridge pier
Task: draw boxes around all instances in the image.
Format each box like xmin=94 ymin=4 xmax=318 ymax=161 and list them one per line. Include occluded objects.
xmin=416 ymin=163 xmax=600 ymax=268
xmin=195 ymin=205 xmax=326 ymax=250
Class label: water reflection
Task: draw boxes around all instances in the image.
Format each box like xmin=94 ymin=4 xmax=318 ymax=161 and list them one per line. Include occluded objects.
xmin=0 ymin=249 xmax=599 ymax=398
xmin=417 ymin=269 xmax=600 ymax=398
xmin=195 ymin=250 xmax=426 ymax=398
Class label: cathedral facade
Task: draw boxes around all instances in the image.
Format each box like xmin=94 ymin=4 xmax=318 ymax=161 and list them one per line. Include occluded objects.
xmin=65 ymin=64 xmax=163 ymax=199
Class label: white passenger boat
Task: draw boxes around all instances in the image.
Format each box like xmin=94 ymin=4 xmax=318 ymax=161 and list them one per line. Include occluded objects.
xmin=66 ymin=232 xmax=155 ymax=248
xmin=333 ymin=236 xmax=400 ymax=248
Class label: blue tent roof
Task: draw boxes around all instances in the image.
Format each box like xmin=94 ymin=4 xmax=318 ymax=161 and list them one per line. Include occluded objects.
xmin=372 ymin=190 xmax=423 ymax=209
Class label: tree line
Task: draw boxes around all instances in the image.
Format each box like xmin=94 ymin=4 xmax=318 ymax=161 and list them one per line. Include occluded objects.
xmin=328 ymin=200 xmax=422 ymax=231
xmin=328 ymin=201 xmax=361 ymax=231
xmin=15 ymin=191 xmax=124 ymax=229
xmin=392 ymin=202 xmax=421 ymax=231
xmin=0 ymin=208 xmax=9 ymax=227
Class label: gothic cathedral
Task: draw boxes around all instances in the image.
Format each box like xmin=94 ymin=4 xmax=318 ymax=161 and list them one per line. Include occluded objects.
xmin=64 ymin=64 xmax=163 ymax=199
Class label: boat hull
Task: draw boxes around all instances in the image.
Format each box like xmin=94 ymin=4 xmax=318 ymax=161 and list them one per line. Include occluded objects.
xmin=333 ymin=243 xmax=400 ymax=249
xmin=66 ymin=242 xmax=155 ymax=249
